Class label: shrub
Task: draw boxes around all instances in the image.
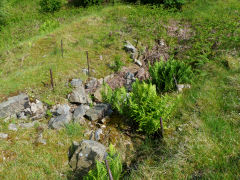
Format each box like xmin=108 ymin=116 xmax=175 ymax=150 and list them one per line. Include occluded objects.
xmin=140 ymin=0 xmax=186 ymax=9
xmin=149 ymin=60 xmax=193 ymax=92
xmin=103 ymin=80 xmax=175 ymax=135
xmin=69 ymin=0 xmax=104 ymax=7
xmin=39 ymin=0 xmax=63 ymax=13
xmin=84 ymin=144 xmax=122 ymax=180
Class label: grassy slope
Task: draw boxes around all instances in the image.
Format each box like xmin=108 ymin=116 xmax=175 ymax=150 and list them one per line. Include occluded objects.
xmin=0 ymin=0 xmax=240 ymax=179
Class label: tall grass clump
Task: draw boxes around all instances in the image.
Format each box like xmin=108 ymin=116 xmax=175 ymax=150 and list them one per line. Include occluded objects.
xmin=69 ymin=0 xmax=104 ymax=7
xmin=0 ymin=0 xmax=7 ymax=27
xmin=149 ymin=60 xmax=193 ymax=92
xmin=84 ymin=144 xmax=122 ymax=180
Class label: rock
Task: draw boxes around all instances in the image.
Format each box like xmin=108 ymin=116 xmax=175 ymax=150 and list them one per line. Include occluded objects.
xmin=30 ymin=100 xmax=46 ymax=120
xmin=8 ymin=124 xmax=18 ymax=131
xmin=35 ymin=134 xmax=47 ymax=145
xmin=177 ymin=84 xmax=191 ymax=92
xmin=134 ymin=59 xmax=142 ymax=67
xmin=85 ymin=104 xmax=111 ymax=121
xmin=68 ymin=140 xmax=107 ymax=176
xmin=68 ymin=85 xmax=89 ymax=104
xmin=85 ymin=78 xmax=98 ymax=93
xmin=124 ymin=41 xmax=137 ymax=54
xmin=70 ymin=79 xmax=83 ymax=88
xmin=0 ymin=133 xmax=8 ymax=139
xmin=48 ymin=113 xmax=72 ymax=129
xmin=16 ymin=112 xmax=28 ymax=120
xmin=98 ymin=78 xmax=104 ymax=85
xmin=56 ymin=104 xmax=71 ymax=115
xmin=19 ymin=121 xmax=37 ymax=129
xmin=0 ymin=94 xmax=29 ymax=119
xmin=93 ymin=87 xmax=103 ymax=102
xmin=73 ymin=105 xmax=90 ymax=124
xmin=94 ymin=129 xmax=103 ymax=141
xmin=82 ymin=68 xmax=89 ymax=75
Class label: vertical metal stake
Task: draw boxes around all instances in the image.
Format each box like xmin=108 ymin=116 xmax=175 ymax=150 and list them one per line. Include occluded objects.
xmin=86 ymin=51 xmax=90 ymax=78
xmin=50 ymin=68 xmax=54 ymax=91
xmin=160 ymin=117 xmax=164 ymax=138
xmin=105 ymin=159 xmax=113 ymax=180
xmin=61 ymin=39 xmax=63 ymax=58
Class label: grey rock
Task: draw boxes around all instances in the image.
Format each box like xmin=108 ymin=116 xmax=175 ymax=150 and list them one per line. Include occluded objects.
xmin=30 ymin=100 xmax=46 ymax=120
xmin=82 ymin=68 xmax=89 ymax=75
xmin=69 ymin=140 xmax=107 ymax=176
xmin=69 ymin=86 xmax=88 ymax=104
xmin=94 ymin=129 xmax=103 ymax=141
xmin=56 ymin=104 xmax=71 ymax=115
xmin=177 ymin=84 xmax=191 ymax=92
xmin=19 ymin=121 xmax=37 ymax=129
xmin=16 ymin=112 xmax=28 ymax=120
xmin=85 ymin=78 xmax=98 ymax=90
xmin=48 ymin=113 xmax=72 ymax=129
xmin=8 ymin=124 xmax=18 ymax=131
xmin=0 ymin=94 xmax=29 ymax=119
xmin=0 ymin=133 xmax=8 ymax=139
xmin=134 ymin=59 xmax=142 ymax=67
xmin=124 ymin=41 xmax=137 ymax=54
xmin=73 ymin=105 xmax=90 ymax=124
xmin=85 ymin=104 xmax=111 ymax=121
xmin=71 ymin=79 xmax=83 ymax=88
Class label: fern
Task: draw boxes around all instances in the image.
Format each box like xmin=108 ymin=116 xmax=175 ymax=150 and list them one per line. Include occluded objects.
xmin=83 ymin=144 xmax=122 ymax=180
xmin=149 ymin=60 xmax=194 ymax=92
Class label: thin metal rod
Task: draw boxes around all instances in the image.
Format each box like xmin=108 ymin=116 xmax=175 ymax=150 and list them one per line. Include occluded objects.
xmin=105 ymin=159 xmax=113 ymax=180
xmin=50 ymin=69 xmax=54 ymax=91
xmin=86 ymin=51 xmax=90 ymax=77
xmin=61 ymin=39 xmax=63 ymax=58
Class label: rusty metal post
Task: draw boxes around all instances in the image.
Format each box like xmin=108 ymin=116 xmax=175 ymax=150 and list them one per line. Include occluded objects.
xmin=61 ymin=39 xmax=64 ymax=58
xmin=86 ymin=51 xmax=90 ymax=78
xmin=50 ymin=69 xmax=54 ymax=91
xmin=160 ymin=117 xmax=164 ymax=138
xmin=105 ymin=159 xmax=113 ymax=180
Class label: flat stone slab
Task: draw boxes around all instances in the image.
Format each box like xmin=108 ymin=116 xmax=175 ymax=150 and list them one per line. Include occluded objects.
xmin=0 ymin=94 xmax=29 ymax=119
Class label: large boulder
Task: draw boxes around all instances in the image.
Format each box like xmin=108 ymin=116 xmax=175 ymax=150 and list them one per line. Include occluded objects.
xmin=85 ymin=104 xmax=111 ymax=121
xmin=0 ymin=94 xmax=29 ymax=119
xmin=68 ymin=140 xmax=106 ymax=176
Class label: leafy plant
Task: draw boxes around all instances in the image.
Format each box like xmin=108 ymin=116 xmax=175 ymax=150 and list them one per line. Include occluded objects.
xmin=102 ymin=84 xmax=127 ymax=115
xmin=149 ymin=60 xmax=194 ymax=92
xmin=0 ymin=0 xmax=7 ymax=27
xmin=84 ymin=144 xmax=122 ymax=180
xmin=111 ymin=55 xmax=124 ymax=72
xmin=103 ymin=80 xmax=175 ymax=135
xmin=39 ymin=0 xmax=63 ymax=13
xmin=163 ymin=0 xmax=185 ymax=9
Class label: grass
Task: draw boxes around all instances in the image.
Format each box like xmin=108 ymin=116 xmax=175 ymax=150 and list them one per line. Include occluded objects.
xmin=128 ymin=60 xmax=240 ymax=179
xmin=0 ymin=0 xmax=240 ymax=179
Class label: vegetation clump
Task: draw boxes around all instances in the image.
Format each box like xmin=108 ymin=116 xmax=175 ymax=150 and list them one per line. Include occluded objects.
xmin=149 ymin=60 xmax=194 ymax=92
xmin=84 ymin=144 xmax=123 ymax=180
xmin=103 ymin=80 xmax=175 ymax=135
xmin=39 ymin=0 xmax=63 ymax=12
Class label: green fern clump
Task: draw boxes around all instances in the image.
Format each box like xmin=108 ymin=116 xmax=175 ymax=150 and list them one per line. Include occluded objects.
xmin=149 ymin=60 xmax=194 ymax=92
xmin=102 ymin=85 xmax=127 ymax=115
xmin=128 ymin=80 xmax=175 ymax=135
xmin=103 ymin=80 xmax=175 ymax=135
xmin=84 ymin=144 xmax=122 ymax=180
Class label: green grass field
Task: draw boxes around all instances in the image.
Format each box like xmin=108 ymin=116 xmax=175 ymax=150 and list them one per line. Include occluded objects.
xmin=0 ymin=0 xmax=240 ymax=179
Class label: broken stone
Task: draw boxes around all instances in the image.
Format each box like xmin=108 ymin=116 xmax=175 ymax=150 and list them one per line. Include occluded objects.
xmin=56 ymin=104 xmax=71 ymax=115
xmin=68 ymin=140 xmax=107 ymax=176
xmin=0 ymin=94 xmax=29 ymax=119
xmin=48 ymin=113 xmax=72 ymax=129
xmin=73 ymin=105 xmax=90 ymax=124
xmin=19 ymin=121 xmax=37 ymax=129
xmin=8 ymin=124 xmax=18 ymax=131
xmin=70 ymin=79 xmax=83 ymax=88
xmin=0 ymin=133 xmax=8 ymax=139
xmin=124 ymin=41 xmax=137 ymax=54
xmin=68 ymin=86 xmax=89 ymax=104
xmin=85 ymin=104 xmax=111 ymax=121
xmin=134 ymin=59 xmax=142 ymax=67
xmin=30 ymin=100 xmax=46 ymax=120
